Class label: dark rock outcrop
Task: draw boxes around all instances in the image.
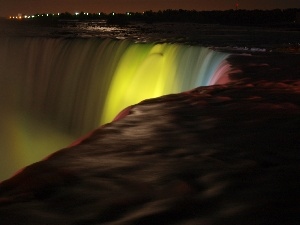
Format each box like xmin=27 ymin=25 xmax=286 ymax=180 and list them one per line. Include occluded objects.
xmin=0 ymin=79 xmax=299 ymax=225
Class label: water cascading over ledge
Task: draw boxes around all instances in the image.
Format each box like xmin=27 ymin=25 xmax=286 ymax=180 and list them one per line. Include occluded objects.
xmin=0 ymin=37 xmax=233 ymax=136
xmin=0 ymin=37 xmax=234 ymax=180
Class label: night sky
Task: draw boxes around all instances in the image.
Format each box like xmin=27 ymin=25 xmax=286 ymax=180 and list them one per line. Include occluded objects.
xmin=1 ymin=0 xmax=300 ymax=17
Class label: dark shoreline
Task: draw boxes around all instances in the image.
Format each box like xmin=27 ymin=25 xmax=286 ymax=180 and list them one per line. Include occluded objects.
xmin=3 ymin=8 xmax=300 ymax=26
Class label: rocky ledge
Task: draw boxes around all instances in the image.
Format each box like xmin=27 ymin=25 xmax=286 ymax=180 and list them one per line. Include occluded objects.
xmin=0 ymin=79 xmax=299 ymax=225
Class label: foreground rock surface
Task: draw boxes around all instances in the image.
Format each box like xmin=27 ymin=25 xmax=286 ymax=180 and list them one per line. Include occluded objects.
xmin=0 ymin=80 xmax=299 ymax=225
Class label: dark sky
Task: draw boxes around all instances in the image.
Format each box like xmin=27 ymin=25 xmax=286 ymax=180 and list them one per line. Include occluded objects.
xmin=1 ymin=0 xmax=300 ymax=17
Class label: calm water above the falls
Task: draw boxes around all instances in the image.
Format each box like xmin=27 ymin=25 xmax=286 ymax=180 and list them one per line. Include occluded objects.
xmin=1 ymin=19 xmax=300 ymax=49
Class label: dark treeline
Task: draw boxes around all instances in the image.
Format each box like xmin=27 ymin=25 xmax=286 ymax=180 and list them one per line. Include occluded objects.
xmin=15 ymin=9 xmax=300 ymax=26
xmin=134 ymin=9 xmax=300 ymax=25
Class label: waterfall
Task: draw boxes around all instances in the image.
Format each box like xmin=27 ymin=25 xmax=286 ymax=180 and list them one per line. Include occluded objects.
xmin=0 ymin=37 xmax=233 ymax=180
xmin=0 ymin=37 xmax=232 ymax=134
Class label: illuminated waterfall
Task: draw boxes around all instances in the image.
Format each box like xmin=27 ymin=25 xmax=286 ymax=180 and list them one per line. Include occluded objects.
xmin=102 ymin=43 xmax=231 ymax=123
xmin=0 ymin=37 xmax=232 ymax=180
xmin=0 ymin=37 xmax=232 ymax=133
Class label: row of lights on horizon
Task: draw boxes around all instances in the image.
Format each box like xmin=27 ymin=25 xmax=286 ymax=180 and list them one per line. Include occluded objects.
xmin=9 ymin=4 xmax=242 ymax=20
xmin=8 ymin=2 xmax=240 ymax=20
xmin=8 ymin=12 xmax=135 ymax=19
xmin=9 ymin=13 xmax=61 ymax=19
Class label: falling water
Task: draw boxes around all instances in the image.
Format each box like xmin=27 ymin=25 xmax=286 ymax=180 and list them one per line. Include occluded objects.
xmin=0 ymin=37 xmax=233 ymax=180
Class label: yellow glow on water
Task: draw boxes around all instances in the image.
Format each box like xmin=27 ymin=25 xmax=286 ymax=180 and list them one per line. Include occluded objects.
xmin=101 ymin=42 xmax=230 ymax=124
xmin=0 ymin=109 xmax=74 ymax=181
xmin=102 ymin=43 xmax=181 ymax=123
